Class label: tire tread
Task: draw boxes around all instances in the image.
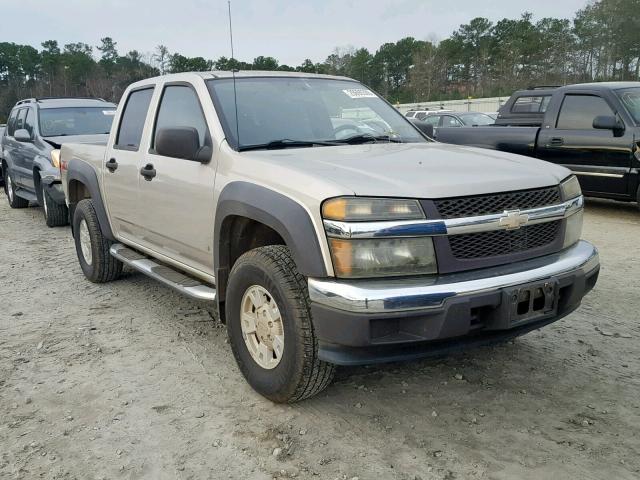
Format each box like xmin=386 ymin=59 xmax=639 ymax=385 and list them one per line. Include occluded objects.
xmin=229 ymin=245 xmax=335 ymax=403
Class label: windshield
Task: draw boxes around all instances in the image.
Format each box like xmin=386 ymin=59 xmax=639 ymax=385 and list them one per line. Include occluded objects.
xmin=459 ymin=113 xmax=495 ymax=126
xmin=39 ymin=107 xmax=116 ymax=137
xmin=616 ymin=88 xmax=640 ymax=125
xmin=206 ymin=77 xmax=427 ymax=150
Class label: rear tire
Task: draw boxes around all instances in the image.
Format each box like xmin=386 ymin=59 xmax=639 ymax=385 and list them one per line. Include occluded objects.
xmin=4 ymin=169 xmax=29 ymax=209
xmin=226 ymin=245 xmax=335 ymax=403
xmin=636 ymin=185 xmax=640 ymax=212
xmin=73 ymin=199 xmax=122 ymax=283
xmin=41 ymin=182 xmax=68 ymax=227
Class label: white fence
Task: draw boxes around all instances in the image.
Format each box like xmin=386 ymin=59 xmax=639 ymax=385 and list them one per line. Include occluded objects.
xmin=396 ymin=97 xmax=508 ymax=114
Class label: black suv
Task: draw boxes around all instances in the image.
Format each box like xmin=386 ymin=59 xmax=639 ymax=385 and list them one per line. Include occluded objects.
xmin=1 ymin=97 xmax=116 ymax=226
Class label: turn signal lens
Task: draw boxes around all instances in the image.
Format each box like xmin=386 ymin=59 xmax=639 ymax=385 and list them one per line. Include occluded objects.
xmin=560 ymin=175 xmax=582 ymax=201
xmin=50 ymin=149 xmax=61 ymax=169
xmin=322 ymin=197 xmax=424 ymax=221
xmin=563 ymin=210 xmax=583 ymax=249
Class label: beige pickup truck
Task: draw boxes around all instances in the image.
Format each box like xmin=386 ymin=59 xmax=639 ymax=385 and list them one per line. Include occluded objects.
xmin=59 ymin=71 xmax=599 ymax=402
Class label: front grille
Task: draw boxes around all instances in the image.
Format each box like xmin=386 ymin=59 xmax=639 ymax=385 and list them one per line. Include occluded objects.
xmin=434 ymin=186 xmax=561 ymax=219
xmin=449 ymin=221 xmax=561 ymax=259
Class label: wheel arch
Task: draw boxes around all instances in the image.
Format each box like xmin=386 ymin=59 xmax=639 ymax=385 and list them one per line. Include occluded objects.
xmin=66 ymin=159 xmax=115 ymax=240
xmin=214 ymin=182 xmax=328 ymax=320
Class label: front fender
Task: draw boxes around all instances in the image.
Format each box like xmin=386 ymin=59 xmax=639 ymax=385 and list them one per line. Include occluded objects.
xmin=214 ymin=181 xmax=328 ymax=279
xmin=33 ymin=155 xmax=60 ymax=185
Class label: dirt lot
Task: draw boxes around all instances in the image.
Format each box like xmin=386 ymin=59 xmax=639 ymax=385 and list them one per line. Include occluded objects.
xmin=1 ymin=197 xmax=639 ymax=480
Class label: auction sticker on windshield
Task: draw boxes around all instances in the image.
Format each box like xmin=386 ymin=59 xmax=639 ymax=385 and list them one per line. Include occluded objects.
xmin=343 ymin=88 xmax=377 ymax=99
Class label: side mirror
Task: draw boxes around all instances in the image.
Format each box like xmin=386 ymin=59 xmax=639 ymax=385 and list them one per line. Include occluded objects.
xmin=593 ymin=115 xmax=624 ymax=135
xmin=155 ymin=127 xmax=211 ymax=162
xmin=14 ymin=129 xmax=31 ymax=142
xmin=409 ymin=119 xmax=434 ymax=138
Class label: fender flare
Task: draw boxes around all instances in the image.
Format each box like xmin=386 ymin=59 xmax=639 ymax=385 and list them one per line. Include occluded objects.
xmin=214 ymin=181 xmax=327 ymax=292
xmin=66 ymin=159 xmax=115 ymax=240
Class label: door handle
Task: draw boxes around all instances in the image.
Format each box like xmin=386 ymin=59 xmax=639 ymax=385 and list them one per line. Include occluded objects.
xmin=140 ymin=163 xmax=156 ymax=181
xmin=549 ymin=137 xmax=564 ymax=146
xmin=106 ymin=158 xmax=118 ymax=172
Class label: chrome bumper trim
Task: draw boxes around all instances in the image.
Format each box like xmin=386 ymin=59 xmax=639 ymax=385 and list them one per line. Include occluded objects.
xmin=323 ymin=196 xmax=583 ymax=239
xmin=308 ymin=240 xmax=598 ymax=313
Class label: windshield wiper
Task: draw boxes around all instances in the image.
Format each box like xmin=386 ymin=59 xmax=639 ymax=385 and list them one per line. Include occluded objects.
xmin=238 ymin=139 xmax=340 ymax=151
xmin=332 ymin=133 xmax=404 ymax=144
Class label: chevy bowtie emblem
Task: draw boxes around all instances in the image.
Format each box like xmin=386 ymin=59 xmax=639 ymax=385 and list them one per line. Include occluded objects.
xmin=499 ymin=210 xmax=529 ymax=230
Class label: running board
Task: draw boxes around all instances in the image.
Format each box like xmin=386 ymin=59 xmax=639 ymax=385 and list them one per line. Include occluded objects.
xmin=15 ymin=188 xmax=39 ymax=204
xmin=109 ymin=244 xmax=217 ymax=301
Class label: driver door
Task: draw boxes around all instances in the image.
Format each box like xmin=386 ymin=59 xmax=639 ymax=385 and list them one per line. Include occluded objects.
xmin=136 ymin=82 xmax=217 ymax=277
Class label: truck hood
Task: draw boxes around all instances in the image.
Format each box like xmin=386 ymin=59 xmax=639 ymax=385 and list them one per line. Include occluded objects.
xmin=247 ymin=142 xmax=571 ymax=199
xmin=43 ymin=134 xmax=110 ymax=149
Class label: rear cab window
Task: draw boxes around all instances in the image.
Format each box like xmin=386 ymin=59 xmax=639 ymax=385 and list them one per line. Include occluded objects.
xmin=511 ymin=95 xmax=551 ymax=113
xmin=115 ymin=88 xmax=154 ymax=151
xmin=556 ymin=95 xmax=614 ymax=130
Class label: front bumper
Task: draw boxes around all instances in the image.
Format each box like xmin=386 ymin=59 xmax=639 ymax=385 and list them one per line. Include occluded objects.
xmin=308 ymin=240 xmax=599 ymax=365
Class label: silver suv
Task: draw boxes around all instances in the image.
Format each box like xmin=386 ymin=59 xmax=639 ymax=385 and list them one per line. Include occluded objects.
xmin=1 ymin=97 xmax=116 ymax=226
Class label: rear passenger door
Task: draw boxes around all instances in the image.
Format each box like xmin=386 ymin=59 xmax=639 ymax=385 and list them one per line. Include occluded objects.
xmin=103 ymin=86 xmax=155 ymax=241
xmin=136 ymin=82 xmax=217 ymax=277
xmin=537 ymin=93 xmax=632 ymax=195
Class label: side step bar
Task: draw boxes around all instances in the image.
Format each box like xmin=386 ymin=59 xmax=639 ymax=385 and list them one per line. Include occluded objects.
xmin=109 ymin=244 xmax=217 ymax=301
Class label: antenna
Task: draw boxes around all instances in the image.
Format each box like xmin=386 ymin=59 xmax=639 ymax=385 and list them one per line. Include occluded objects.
xmin=228 ymin=0 xmax=240 ymax=149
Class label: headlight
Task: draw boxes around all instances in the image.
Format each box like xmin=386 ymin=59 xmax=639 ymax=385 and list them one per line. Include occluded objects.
xmin=563 ymin=209 xmax=583 ymax=249
xmin=328 ymin=237 xmax=437 ymax=278
xmin=560 ymin=175 xmax=581 ymax=200
xmin=50 ymin=149 xmax=61 ymax=169
xmin=323 ymin=197 xmax=437 ymax=278
xmin=323 ymin=197 xmax=424 ymax=221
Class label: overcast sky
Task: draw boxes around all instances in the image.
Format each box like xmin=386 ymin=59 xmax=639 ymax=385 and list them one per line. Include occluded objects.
xmin=4 ymin=0 xmax=588 ymax=66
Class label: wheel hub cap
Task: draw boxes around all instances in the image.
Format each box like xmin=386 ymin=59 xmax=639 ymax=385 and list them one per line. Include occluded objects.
xmin=79 ymin=219 xmax=93 ymax=265
xmin=7 ymin=175 xmax=13 ymax=202
xmin=240 ymin=285 xmax=284 ymax=369
xmin=42 ymin=185 xmax=48 ymax=216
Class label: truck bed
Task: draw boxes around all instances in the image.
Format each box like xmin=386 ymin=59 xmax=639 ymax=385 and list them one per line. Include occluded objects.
xmin=435 ymin=126 xmax=540 ymax=157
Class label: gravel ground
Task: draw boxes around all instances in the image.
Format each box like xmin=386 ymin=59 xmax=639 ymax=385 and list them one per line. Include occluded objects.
xmin=1 ymin=197 xmax=639 ymax=480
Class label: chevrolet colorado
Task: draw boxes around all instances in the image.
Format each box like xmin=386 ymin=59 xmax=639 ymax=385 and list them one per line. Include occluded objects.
xmin=60 ymin=72 xmax=599 ymax=402
xmin=436 ymin=82 xmax=640 ymax=207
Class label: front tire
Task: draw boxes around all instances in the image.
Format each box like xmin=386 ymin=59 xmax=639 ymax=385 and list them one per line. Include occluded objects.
xmin=226 ymin=245 xmax=335 ymax=403
xmin=41 ymin=182 xmax=68 ymax=227
xmin=73 ymin=199 xmax=122 ymax=283
xmin=4 ymin=169 xmax=29 ymax=208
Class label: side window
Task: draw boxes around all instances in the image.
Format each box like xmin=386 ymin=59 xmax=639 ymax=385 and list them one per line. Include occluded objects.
xmin=556 ymin=95 xmax=614 ymax=130
xmin=423 ymin=115 xmax=440 ymax=126
xmin=153 ymin=85 xmax=208 ymax=151
xmin=441 ymin=115 xmax=462 ymax=127
xmin=415 ymin=112 xmax=427 ymax=120
xmin=6 ymin=109 xmax=18 ymax=136
xmin=405 ymin=112 xmax=415 ymax=118
xmin=115 ymin=87 xmax=154 ymax=151
xmin=15 ymin=108 xmax=27 ymax=132
xmin=24 ymin=109 xmax=35 ymax=137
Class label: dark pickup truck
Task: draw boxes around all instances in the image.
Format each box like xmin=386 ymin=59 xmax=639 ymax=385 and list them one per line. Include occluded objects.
xmin=437 ymin=82 xmax=640 ymax=207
